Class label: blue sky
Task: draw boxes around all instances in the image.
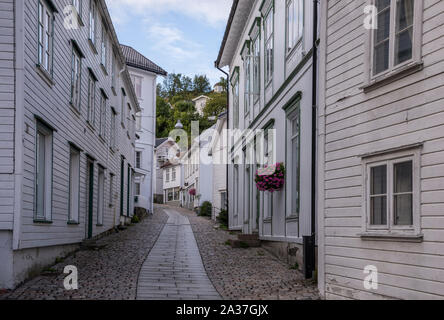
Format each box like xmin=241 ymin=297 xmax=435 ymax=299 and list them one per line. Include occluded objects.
xmin=105 ymin=0 xmax=232 ymax=85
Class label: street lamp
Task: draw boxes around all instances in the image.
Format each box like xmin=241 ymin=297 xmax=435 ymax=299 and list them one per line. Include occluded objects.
xmin=175 ymin=120 xmax=183 ymax=130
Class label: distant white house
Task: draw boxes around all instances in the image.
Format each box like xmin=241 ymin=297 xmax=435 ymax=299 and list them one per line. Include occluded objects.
xmin=153 ymin=138 xmax=180 ymax=203
xmin=121 ymin=45 xmax=167 ymax=214
xmin=192 ymin=95 xmax=210 ymax=116
xmin=213 ymin=83 xmax=225 ymax=93
xmin=208 ymin=112 xmax=228 ymax=221
xmin=182 ymin=126 xmax=215 ymax=210
xmin=0 ymin=0 xmax=139 ymax=289
xmin=162 ymin=160 xmax=183 ymax=207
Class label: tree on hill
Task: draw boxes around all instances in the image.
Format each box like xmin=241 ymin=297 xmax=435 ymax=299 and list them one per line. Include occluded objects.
xmin=203 ymin=92 xmax=227 ymax=118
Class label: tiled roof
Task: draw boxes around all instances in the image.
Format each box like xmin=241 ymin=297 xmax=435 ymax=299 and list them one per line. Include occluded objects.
xmin=120 ymin=45 xmax=167 ymax=76
xmin=155 ymin=138 xmax=169 ymax=148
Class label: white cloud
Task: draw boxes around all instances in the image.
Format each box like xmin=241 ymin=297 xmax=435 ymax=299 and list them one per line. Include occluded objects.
xmin=106 ymin=0 xmax=232 ymax=27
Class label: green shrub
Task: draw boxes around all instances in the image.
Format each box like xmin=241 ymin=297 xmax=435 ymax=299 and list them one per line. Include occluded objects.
xmin=217 ymin=209 xmax=228 ymax=227
xmin=199 ymin=201 xmax=212 ymax=217
xmin=131 ymin=215 xmax=140 ymax=224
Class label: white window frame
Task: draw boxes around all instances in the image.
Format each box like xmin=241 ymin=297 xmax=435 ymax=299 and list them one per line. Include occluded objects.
xmin=110 ymin=107 xmax=117 ymax=150
xmin=166 ymin=169 xmax=170 ymax=182
xmin=286 ymin=0 xmax=304 ymax=55
xmin=264 ymin=6 xmax=274 ymax=87
xmin=71 ymin=47 xmax=82 ymax=111
xmin=89 ymin=0 xmax=96 ymax=45
xmin=131 ymin=75 xmax=143 ymax=99
xmin=68 ymin=146 xmax=81 ymax=223
xmin=38 ymin=0 xmax=54 ymax=74
xmin=231 ymin=69 xmax=240 ymax=129
xmin=101 ymin=22 xmax=107 ymax=69
xmin=87 ymin=74 xmax=96 ymax=126
xmin=120 ymin=89 xmax=126 ymax=128
xmin=109 ymin=173 xmax=115 ymax=207
xmin=364 ymin=0 xmax=423 ymax=84
xmin=362 ymin=147 xmax=421 ymax=236
xmin=251 ymin=35 xmax=260 ymax=105
xmin=99 ymin=91 xmax=107 ymax=138
xmin=286 ymin=106 xmax=300 ymax=218
xmin=97 ymin=166 xmax=105 ymax=226
xmin=35 ymin=121 xmax=53 ymax=222
xmin=136 ymin=151 xmax=141 ymax=169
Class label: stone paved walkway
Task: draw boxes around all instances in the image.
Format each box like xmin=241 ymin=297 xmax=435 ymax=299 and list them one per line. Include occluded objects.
xmin=0 ymin=210 xmax=168 ymax=300
xmin=175 ymin=206 xmax=321 ymax=300
xmin=137 ymin=209 xmax=221 ymax=300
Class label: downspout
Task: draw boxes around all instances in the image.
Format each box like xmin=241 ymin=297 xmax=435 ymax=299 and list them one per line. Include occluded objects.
xmin=215 ymin=64 xmax=229 ymax=217
xmin=309 ymin=0 xmax=319 ymax=279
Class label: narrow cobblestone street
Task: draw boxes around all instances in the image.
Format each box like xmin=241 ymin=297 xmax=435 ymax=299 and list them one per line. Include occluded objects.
xmin=1 ymin=205 xmax=319 ymax=300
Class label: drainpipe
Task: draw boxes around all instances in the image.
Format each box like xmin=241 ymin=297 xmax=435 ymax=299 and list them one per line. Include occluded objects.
xmin=305 ymin=0 xmax=319 ymax=280
xmin=215 ymin=64 xmax=229 ymax=217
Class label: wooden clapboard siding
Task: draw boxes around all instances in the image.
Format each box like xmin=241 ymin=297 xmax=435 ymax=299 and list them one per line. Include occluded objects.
xmin=0 ymin=0 xmax=15 ymax=230
xmin=319 ymin=0 xmax=444 ymax=299
xmin=17 ymin=0 xmax=137 ymax=249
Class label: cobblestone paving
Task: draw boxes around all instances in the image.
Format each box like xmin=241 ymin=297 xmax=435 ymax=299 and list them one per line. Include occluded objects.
xmin=1 ymin=210 xmax=168 ymax=300
xmin=137 ymin=209 xmax=221 ymax=300
xmin=174 ymin=206 xmax=321 ymax=300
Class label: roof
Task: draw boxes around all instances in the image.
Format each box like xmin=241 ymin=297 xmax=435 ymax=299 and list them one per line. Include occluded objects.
xmin=216 ymin=0 xmax=255 ymax=68
xmin=155 ymin=138 xmax=169 ymax=148
xmin=192 ymin=95 xmax=211 ymax=102
xmin=120 ymin=45 xmax=167 ymax=76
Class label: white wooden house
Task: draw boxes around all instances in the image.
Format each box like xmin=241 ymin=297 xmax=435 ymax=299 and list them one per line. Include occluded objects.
xmin=317 ymin=0 xmax=444 ymax=299
xmin=0 ymin=0 xmax=139 ymax=289
xmin=121 ymin=45 xmax=167 ymax=214
xmin=216 ymin=0 xmax=318 ymax=273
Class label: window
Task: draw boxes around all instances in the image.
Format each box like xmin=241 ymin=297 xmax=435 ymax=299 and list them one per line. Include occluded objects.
xmin=127 ymin=165 xmax=131 ymax=217
xmin=233 ymin=164 xmax=239 ymax=217
xmin=135 ymin=183 xmax=141 ymax=196
xmin=97 ymin=166 xmax=105 ymax=225
xmin=101 ymin=23 xmax=107 ymax=68
xmin=71 ymin=48 xmax=82 ymax=110
xmin=172 ymin=167 xmax=176 ymax=181
xmin=127 ymin=104 xmax=131 ymax=130
xmin=264 ymin=8 xmax=274 ymax=85
xmin=99 ymin=91 xmax=107 ymax=138
xmin=136 ymin=151 xmax=141 ymax=169
xmin=109 ymin=173 xmax=115 ymax=207
xmin=231 ymin=70 xmax=240 ymax=129
xmin=121 ymin=89 xmax=126 ymax=127
xmin=363 ymin=148 xmax=420 ymax=235
xmin=244 ymin=52 xmax=251 ymax=114
xmin=221 ymin=191 xmax=227 ymax=210
xmin=110 ymin=107 xmax=117 ymax=150
xmin=38 ymin=0 xmax=54 ymax=74
xmin=87 ymin=74 xmax=96 ymax=126
xmin=174 ymin=188 xmax=180 ymax=201
xmin=68 ymin=147 xmax=80 ymax=223
xmin=168 ymin=189 xmax=174 ymax=202
xmin=120 ymin=157 xmax=125 ymax=216
xmin=286 ymin=106 xmax=300 ymax=217
xmin=89 ymin=0 xmax=96 ymax=45
xmin=136 ymin=114 xmax=142 ymax=131
xmin=166 ymin=169 xmax=170 ymax=182
xmin=372 ymin=0 xmax=416 ymax=76
xmin=131 ymin=75 xmax=143 ymax=99
xmin=111 ymin=54 xmax=116 ymax=89
xmin=73 ymin=0 xmax=81 ymax=14
xmin=35 ymin=121 xmax=53 ymax=221
xmin=252 ymin=36 xmax=260 ymax=103
xmin=286 ymin=0 xmax=304 ymax=53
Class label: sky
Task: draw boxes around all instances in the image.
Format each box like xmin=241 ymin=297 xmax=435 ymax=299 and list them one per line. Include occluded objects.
xmin=105 ymin=0 xmax=232 ymax=86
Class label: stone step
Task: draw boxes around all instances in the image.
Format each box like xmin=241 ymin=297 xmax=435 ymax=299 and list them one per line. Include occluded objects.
xmin=237 ymin=234 xmax=259 ymax=241
xmin=229 ymin=239 xmax=261 ymax=248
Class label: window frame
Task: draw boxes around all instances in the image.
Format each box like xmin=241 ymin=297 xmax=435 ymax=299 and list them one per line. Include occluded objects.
xmin=97 ymin=165 xmax=105 ymax=226
xmin=362 ymin=147 xmax=421 ymax=237
xmin=68 ymin=146 xmax=81 ymax=224
xmin=230 ymin=68 xmax=240 ymax=129
xmin=87 ymin=72 xmax=97 ymax=127
xmin=37 ymin=0 xmax=55 ymax=76
xmin=99 ymin=90 xmax=107 ymax=139
xmin=70 ymin=45 xmax=82 ymax=111
xmin=100 ymin=21 xmax=108 ymax=69
xmin=263 ymin=5 xmax=274 ymax=87
xmin=136 ymin=151 xmax=142 ymax=169
xmin=89 ymin=0 xmax=97 ymax=46
xmin=34 ymin=120 xmax=53 ymax=223
xmin=110 ymin=107 xmax=117 ymax=151
xmin=364 ymin=0 xmax=424 ymax=86
xmin=286 ymin=0 xmax=304 ymax=57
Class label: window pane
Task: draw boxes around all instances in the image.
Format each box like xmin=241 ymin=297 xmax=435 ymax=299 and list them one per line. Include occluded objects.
xmin=36 ymin=132 xmax=46 ymax=218
xmin=371 ymin=165 xmax=387 ymax=195
xmin=376 ymin=8 xmax=390 ymax=43
xmin=394 ymin=194 xmax=413 ymax=225
xmin=394 ymin=161 xmax=412 ymax=193
xmin=371 ymin=196 xmax=387 ymax=225
xmin=395 ymin=29 xmax=413 ymax=65
xmin=291 ymin=136 xmax=299 ymax=215
xmin=397 ymin=0 xmax=414 ymax=31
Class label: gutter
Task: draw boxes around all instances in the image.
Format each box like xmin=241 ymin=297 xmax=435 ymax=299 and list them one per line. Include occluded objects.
xmin=215 ymin=64 xmax=229 ymax=214
xmin=216 ymin=0 xmax=239 ymax=68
